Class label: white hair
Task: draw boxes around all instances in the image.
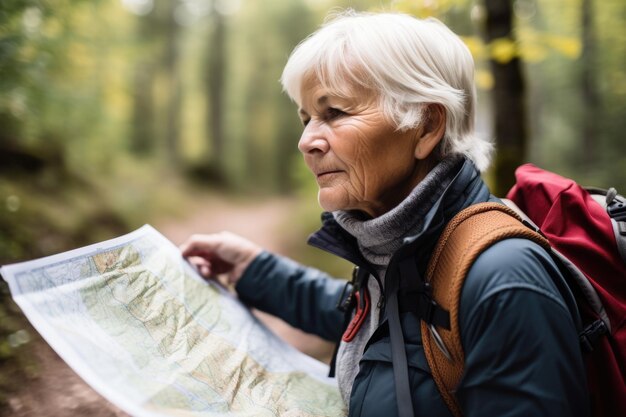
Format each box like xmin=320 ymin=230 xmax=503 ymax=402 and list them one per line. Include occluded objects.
xmin=280 ymin=10 xmax=492 ymax=171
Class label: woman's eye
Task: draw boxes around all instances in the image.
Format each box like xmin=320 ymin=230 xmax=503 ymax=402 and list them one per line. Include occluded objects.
xmin=326 ymin=107 xmax=346 ymax=120
xmin=301 ymin=118 xmax=310 ymax=127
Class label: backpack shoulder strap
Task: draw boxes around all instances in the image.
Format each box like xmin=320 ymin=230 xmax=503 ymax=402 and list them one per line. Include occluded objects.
xmin=420 ymin=202 xmax=550 ymax=417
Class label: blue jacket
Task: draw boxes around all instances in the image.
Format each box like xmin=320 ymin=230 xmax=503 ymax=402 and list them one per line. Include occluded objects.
xmin=236 ymin=159 xmax=590 ymax=417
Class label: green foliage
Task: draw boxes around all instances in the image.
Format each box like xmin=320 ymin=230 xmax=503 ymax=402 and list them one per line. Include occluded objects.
xmin=1 ymin=0 xmax=624 ymax=195
xmin=519 ymin=0 xmax=626 ymax=191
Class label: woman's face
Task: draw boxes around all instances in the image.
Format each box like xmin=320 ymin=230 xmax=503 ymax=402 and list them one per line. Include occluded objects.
xmin=298 ymin=78 xmax=430 ymax=218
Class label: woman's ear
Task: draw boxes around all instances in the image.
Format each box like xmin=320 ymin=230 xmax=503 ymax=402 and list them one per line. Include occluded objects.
xmin=414 ymin=104 xmax=446 ymax=160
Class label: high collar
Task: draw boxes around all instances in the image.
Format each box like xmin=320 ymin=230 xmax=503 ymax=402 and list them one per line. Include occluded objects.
xmin=331 ymin=156 xmax=462 ymax=270
xmin=306 ymin=157 xmax=494 ymax=274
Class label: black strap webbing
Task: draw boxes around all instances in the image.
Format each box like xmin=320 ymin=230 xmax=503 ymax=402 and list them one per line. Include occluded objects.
xmin=328 ymin=311 xmax=351 ymax=377
xmin=399 ymin=292 xmax=450 ymax=329
xmin=387 ymin=258 xmax=416 ymax=417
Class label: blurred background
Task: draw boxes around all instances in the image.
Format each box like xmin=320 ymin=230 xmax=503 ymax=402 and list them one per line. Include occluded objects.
xmin=0 ymin=0 xmax=624 ymax=415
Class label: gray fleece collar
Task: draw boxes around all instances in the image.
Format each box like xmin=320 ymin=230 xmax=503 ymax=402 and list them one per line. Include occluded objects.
xmin=332 ymin=155 xmax=462 ymax=269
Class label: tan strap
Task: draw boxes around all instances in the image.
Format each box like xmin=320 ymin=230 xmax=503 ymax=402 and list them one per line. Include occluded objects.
xmin=420 ymin=202 xmax=550 ymax=417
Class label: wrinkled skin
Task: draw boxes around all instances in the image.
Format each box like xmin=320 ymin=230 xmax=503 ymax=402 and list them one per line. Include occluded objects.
xmin=297 ymin=78 xmax=444 ymax=218
xmin=181 ymin=77 xmax=446 ymax=283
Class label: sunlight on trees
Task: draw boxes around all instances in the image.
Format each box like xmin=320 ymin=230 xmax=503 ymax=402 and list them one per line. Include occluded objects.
xmin=0 ymin=0 xmax=624 ymax=257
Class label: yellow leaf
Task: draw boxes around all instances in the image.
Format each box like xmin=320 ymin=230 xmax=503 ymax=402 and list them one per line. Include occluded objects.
xmin=475 ymin=69 xmax=494 ymax=90
xmin=461 ymin=36 xmax=486 ymax=59
xmin=519 ymin=42 xmax=548 ymax=63
xmin=489 ymin=38 xmax=517 ymax=64
xmin=544 ymin=35 xmax=582 ymax=59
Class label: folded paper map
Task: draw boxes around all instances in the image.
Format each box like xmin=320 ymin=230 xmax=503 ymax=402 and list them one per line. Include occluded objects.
xmin=0 ymin=225 xmax=346 ymax=417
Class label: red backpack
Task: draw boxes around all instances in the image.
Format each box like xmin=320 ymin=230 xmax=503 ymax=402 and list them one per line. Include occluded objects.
xmin=506 ymin=164 xmax=626 ymax=417
xmin=420 ymin=164 xmax=626 ymax=417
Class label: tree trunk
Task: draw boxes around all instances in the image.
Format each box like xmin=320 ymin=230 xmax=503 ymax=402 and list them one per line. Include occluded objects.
xmin=130 ymin=62 xmax=155 ymax=155
xmin=484 ymin=0 xmax=528 ymax=196
xmin=204 ymin=7 xmax=226 ymax=183
xmin=581 ymin=0 xmax=597 ymax=167
xmin=130 ymin=9 xmax=158 ymax=156
xmin=163 ymin=0 xmax=181 ymax=167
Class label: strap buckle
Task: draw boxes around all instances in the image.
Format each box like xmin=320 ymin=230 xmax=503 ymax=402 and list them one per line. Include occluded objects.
xmin=336 ymin=280 xmax=355 ymax=312
xmin=579 ymin=319 xmax=609 ymax=353
xmin=417 ymin=282 xmax=451 ymax=330
xmin=419 ymin=282 xmax=436 ymax=323
xmin=337 ymin=266 xmax=361 ymax=312
xmin=607 ymin=189 xmax=626 ymax=221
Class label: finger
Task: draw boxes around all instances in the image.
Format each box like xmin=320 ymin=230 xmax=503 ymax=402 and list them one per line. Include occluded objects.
xmin=186 ymin=256 xmax=206 ymax=269
xmin=187 ymin=255 xmax=209 ymax=266
xmin=200 ymin=264 xmax=210 ymax=277
xmin=189 ymin=261 xmax=217 ymax=281
xmin=185 ymin=257 xmax=215 ymax=279
xmin=179 ymin=234 xmax=223 ymax=257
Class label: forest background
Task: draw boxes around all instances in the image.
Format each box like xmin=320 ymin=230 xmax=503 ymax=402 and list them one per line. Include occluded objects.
xmin=0 ymin=0 xmax=624 ymax=414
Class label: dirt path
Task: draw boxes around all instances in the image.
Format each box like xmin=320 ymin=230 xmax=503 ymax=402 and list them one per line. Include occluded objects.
xmin=2 ymin=196 xmax=334 ymax=417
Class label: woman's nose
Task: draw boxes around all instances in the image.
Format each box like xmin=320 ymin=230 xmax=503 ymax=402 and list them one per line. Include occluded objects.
xmin=298 ymin=122 xmax=330 ymax=154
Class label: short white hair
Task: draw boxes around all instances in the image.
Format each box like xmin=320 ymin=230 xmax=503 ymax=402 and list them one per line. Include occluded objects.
xmin=280 ymin=10 xmax=492 ymax=171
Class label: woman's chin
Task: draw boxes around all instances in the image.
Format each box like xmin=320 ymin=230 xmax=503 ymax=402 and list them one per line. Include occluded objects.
xmin=317 ymin=191 xmax=349 ymax=213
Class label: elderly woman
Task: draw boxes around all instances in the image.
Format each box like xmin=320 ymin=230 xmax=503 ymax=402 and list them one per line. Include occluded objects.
xmin=181 ymin=11 xmax=589 ymax=417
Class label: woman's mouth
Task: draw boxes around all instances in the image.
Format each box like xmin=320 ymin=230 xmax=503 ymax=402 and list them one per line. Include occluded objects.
xmin=316 ymin=170 xmax=343 ymax=179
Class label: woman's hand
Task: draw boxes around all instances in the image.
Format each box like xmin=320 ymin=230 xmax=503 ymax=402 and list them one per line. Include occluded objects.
xmin=179 ymin=232 xmax=263 ymax=286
